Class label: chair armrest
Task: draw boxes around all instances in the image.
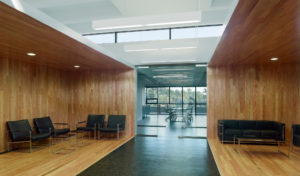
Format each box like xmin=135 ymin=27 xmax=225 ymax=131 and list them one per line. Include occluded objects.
xmin=77 ymin=121 xmax=87 ymax=124
xmin=76 ymin=121 xmax=87 ymax=128
xmin=53 ymin=122 xmax=69 ymax=125
xmin=53 ymin=122 xmax=70 ymax=129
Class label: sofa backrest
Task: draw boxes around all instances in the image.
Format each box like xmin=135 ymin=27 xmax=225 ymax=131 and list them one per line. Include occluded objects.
xmin=220 ymin=120 xmax=283 ymax=131
xmin=222 ymin=120 xmax=240 ymax=129
xmin=239 ymin=121 xmax=256 ymax=129
xmin=256 ymin=121 xmax=274 ymax=130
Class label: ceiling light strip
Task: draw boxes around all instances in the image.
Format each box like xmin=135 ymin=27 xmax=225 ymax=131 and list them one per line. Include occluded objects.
xmin=146 ymin=20 xmax=200 ymax=27
xmin=126 ymin=46 xmax=197 ymax=52
xmin=94 ymin=25 xmax=143 ymax=30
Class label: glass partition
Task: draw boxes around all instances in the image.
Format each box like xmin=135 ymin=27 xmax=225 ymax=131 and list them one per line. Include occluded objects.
xmin=141 ymin=86 xmax=207 ymax=138
xmin=158 ymin=87 xmax=169 ymax=104
xmin=196 ymin=87 xmax=207 ymax=115
xmin=170 ymin=87 xmax=182 ymax=104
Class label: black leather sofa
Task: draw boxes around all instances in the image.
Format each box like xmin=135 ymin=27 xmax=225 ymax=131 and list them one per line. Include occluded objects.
xmin=218 ymin=120 xmax=285 ymax=143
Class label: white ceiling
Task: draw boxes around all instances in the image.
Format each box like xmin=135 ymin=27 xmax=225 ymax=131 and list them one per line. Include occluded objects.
xmin=21 ymin=0 xmax=238 ymax=66
xmin=103 ymin=38 xmax=220 ymax=65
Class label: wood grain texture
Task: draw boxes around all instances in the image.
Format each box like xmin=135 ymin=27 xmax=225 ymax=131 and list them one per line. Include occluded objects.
xmin=209 ymin=139 xmax=300 ymax=176
xmin=0 ymin=2 xmax=130 ymax=70
xmin=0 ymin=2 xmax=135 ymax=152
xmin=209 ymin=0 xmax=300 ymax=66
xmin=207 ymin=64 xmax=300 ymax=140
xmin=0 ymin=137 xmax=133 ymax=176
xmin=0 ymin=57 xmax=135 ymax=152
xmin=67 ymin=70 xmax=136 ymax=137
xmin=0 ymin=57 xmax=69 ymax=152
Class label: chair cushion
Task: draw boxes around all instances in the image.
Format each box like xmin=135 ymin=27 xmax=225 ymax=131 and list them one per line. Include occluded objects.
xmin=256 ymin=121 xmax=274 ymax=130
xmin=224 ymin=129 xmax=242 ymax=136
xmin=293 ymin=134 xmax=300 ymax=147
xmin=261 ymin=130 xmax=279 ymax=139
xmin=243 ymin=130 xmax=261 ymax=138
xmin=86 ymin=115 xmax=105 ymax=129
xmin=293 ymin=125 xmax=300 ymax=135
xmin=107 ymin=115 xmax=126 ymax=130
xmin=239 ymin=121 xmax=256 ymax=129
xmin=54 ymin=128 xmax=70 ymax=136
xmin=7 ymin=120 xmax=32 ymax=142
xmin=31 ymin=132 xmax=51 ymax=142
xmin=34 ymin=117 xmax=55 ymax=134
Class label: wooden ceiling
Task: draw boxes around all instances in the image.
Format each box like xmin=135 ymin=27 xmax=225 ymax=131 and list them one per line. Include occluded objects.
xmin=0 ymin=2 xmax=131 ymax=70
xmin=209 ymin=0 xmax=300 ymax=66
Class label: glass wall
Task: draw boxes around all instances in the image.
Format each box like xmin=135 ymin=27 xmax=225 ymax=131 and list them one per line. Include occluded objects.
xmin=183 ymin=87 xmax=195 ymax=114
xmin=84 ymin=25 xmax=223 ymax=44
xmin=146 ymin=86 xmax=207 ymax=115
xmin=195 ymin=87 xmax=207 ymax=114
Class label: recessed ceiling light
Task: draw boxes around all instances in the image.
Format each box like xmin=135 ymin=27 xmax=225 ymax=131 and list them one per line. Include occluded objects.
xmin=74 ymin=65 xmax=80 ymax=68
xmin=270 ymin=57 xmax=279 ymax=61
xmin=137 ymin=66 xmax=149 ymax=69
xmin=27 ymin=52 xmax=36 ymax=56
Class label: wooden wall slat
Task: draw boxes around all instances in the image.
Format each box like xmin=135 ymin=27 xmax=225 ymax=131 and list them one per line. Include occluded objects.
xmin=209 ymin=0 xmax=300 ymax=66
xmin=0 ymin=57 xmax=135 ymax=152
xmin=67 ymin=70 xmax=135 ymax=137
xmin=0 ymin=58 xmax=69 ymax=152
xmin=207 ymin=64 xmax=300 ymax=141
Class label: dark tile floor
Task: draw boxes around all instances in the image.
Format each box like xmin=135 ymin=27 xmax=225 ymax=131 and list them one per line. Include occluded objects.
xmin=78 ymin=137 xmax=219 ymax=176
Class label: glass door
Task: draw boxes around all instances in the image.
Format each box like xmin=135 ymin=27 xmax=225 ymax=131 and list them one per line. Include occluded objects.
xmin=137 ymin=87 xmax=159 ymax=137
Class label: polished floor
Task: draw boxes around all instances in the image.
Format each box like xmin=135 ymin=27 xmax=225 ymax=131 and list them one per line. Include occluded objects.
xmin=137 ymin=115 xmax=207 ymax=137
xmin=209 ymin=139 xmax=300 ymax=176
xmin=79 ymin=137 xmax=219 ymax=176
xmin=0 ymin=137 xmax=131 ymax=176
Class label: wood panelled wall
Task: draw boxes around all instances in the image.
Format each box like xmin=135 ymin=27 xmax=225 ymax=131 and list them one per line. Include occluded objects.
xmin=207 ymin=64 xmax=300 ymax=140
xmin=67 ymin=70 xmax=135 ymax=137
xmin=0 ymin=57 xmax=135 ymax=152
xmin=0 ymin=58 xmax=69 ymax=152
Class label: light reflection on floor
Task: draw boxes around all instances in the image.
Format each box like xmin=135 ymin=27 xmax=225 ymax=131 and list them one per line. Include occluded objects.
xmin=137 ymin=115 xmax=207 ymax=137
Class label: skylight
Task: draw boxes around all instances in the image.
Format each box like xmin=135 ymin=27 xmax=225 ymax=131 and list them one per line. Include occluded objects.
xmin=83 ymin=25 xmax=223 ymax=44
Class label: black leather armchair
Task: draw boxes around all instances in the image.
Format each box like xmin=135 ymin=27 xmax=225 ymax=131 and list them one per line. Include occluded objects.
xmin=7 ymin=119 xmax=51 ymax=152
xmin=76 ymin=114 xmax=105 ymax=140
xmin=99 ymin=115 xmax=126 ymax=140
xmin=292 ymin=124 xmax=300 ymax=150
xmin=34 ymin=116 xmax=70 ymax=137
